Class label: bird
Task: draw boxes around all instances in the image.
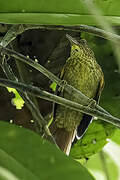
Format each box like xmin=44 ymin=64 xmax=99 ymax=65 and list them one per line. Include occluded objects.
xmin=50 ymin=34 xmax=104 ymax=155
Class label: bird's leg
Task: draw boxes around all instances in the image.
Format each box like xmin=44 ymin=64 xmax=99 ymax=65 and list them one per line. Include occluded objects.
xmin=58 ymin=80 xmax=67 ymax=92
xmin=87 ymin=99 xmax=96 ymax=108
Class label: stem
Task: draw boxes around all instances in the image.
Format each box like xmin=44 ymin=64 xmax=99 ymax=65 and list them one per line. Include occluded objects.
xmin=0 ymin=78 xmax=120 ymax=128
xmin=0 ymin=55 xmax=44 ymax=134
xmin=0 ymin=30 xmax=55 ymax=143
xmin=12 ymin=39 xmax=42 ymax=133
xmin=1 ymin=24 xmax=120 ymax=47
xmin=0 ymin=44 xmax=111 ymax=117
xmin=0 ymin=60 xmax=55 ymax=143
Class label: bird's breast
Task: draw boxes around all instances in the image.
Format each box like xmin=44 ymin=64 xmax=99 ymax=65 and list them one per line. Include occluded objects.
xmin=54 ymin=57 xmax=102 ymax=131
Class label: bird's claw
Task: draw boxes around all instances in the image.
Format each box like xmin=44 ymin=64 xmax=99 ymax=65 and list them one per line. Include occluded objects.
xmin=87 ymin=99 xmax=96 ymax=108
xmin=58 ymin=80 xmax=67 ymax=92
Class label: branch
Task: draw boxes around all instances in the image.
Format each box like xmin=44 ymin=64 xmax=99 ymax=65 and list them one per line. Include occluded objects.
xmin=0 ymin=34 xmax=55 ymax=144
xmin=0 ymin=78 xmax=120 ymax=128
xmin=0 ymin=26 xmax=45 ymax=133
xmin=1 ymin=24 xmax=120 ymax=48
xmin=0 ymin=62 xmax=55 ymax=144
xmin=0 ymin=55 xmax=51 ymax=135
xmin=0 ymin=44 xmax=111 ymax=118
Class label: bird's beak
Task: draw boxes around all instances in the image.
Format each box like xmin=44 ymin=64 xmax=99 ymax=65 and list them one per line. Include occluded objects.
xmin=66 ymin=34 xmax=79 ymax=46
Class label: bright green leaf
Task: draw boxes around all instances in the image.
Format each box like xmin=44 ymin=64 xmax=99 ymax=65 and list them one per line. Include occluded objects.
xmin=0 ymin=166 xmax=19 ymax=180
xmin=111 ymin=129 xmax=120 ymax=145
xmin=50 ymin=82 xmax=57 ymax=92
xmin=7 ymin=87 xmax=24 ymax=109
xmin=86 ymin=151 xmax=119 ymax=180
xmin=70 ymin=121 xmax=115 ymax=159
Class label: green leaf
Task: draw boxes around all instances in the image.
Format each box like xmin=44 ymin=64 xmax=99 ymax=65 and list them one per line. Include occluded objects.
xmin=0 ymin=121 xmax=94 ymax=180
xmin=7 ymin=87 xmax=24 ymax=109
xmin=50 ymin=82 xmax=57 ymax=92
xmin=111 ymin=129 xmax=120 ymax=145
xmin=86 ymin=151 xmax=119 ymax=180
xmin=0 ymin=0 xmax=120 ymax=25
xmin=0 ymin=166 xmax=19 ymax=180
xmin=70 ymin=121 xmax=115 ymax=159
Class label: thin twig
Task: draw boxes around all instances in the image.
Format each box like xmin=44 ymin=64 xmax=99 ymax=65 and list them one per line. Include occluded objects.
xmin=0 ymin=55 xmax=44 ymax=132
xmin=0 ymin=78 xmax=120 ymax=128
xmin=0 ymin=24 xmax=114 ymax=116
xmin=0 ymin=44 xmax=111 ymax=117
xmin=0 ymin=57 xmax=56 ymax=143
xmin=11 ymin=38 xmax=44 ymax=133
xmin=1 ymin=24 xmax=120 ymax=48
xmin=0 ymin=34 xmax=56 ymax=143
xmin=0 ymin=26 xmax=45 ymax=133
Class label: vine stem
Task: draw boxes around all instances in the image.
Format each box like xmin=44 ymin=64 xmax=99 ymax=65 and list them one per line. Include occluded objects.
xmin=0 ymin=78 xmax=120 ymax=128
xmin=0 ymin=44 xmax=111 ymax=117
xmin=0 ymin=26 xmax=56 ymax=144
xmin=1 ymin=24 xmax=120 ymax=48
xmin=0 ymin=24 xmax=117 ymax=116
xmin=0 ymin=24 xmax=119 ymax=143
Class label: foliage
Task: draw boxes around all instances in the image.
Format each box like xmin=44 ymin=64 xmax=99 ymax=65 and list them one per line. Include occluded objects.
xmin=0 ymin=0 xmax=120 ymax=25
xmin=70 ymin=121 xmax=115 ymax=159
xmin=0 ymin=0 xmax=120 ymax=180
xmin=0 ymin=121 xmax=94 ymax=180
xmin=7 ymin=87 xmax=24 ymax=109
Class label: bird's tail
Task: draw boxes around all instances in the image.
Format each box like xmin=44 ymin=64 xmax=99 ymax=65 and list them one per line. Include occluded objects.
xmin=50 ymin=122 xmax=75 ymax=155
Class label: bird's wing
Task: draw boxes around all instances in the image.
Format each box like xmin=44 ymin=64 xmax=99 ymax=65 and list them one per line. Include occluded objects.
xmin=76 ymin=76 xmax=104 ymax=139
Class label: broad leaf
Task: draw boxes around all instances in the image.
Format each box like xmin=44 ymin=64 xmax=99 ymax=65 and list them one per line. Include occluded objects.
xmin=70 ymin=121 xmax=115 ymax=159
xmin=0 ymin=121 xmax=94 ymax=180
xmin=86 ymin=151 xmax=119 ymax=180
xmin=0 ymin=0 xmax=120 ymax=25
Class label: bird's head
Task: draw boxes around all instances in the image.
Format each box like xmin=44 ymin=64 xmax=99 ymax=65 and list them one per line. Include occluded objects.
xmin=66 ymin=34 xmax=95 ymax=59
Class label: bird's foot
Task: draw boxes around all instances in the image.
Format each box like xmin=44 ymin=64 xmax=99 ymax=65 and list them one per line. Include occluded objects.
xmin=87 ymin=99 xmax=96 ymax=108
xmin=58 ymin=80 xmax=67 ymax=92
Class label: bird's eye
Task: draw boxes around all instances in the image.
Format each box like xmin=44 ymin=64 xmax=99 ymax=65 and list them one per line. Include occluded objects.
xmin=80 ymin=39 xmax=87 ymax=45
xmin=75 ymin=48 xmax=78 ymax=52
